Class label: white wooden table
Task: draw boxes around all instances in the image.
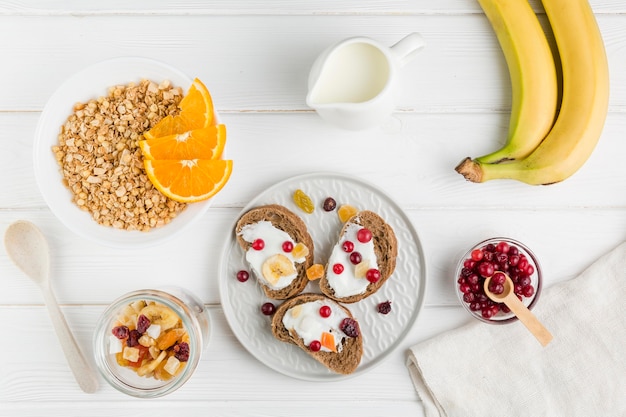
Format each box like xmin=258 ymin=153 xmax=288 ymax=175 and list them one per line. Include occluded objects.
xmin=1 ymin=1 xmax=624 ymax=415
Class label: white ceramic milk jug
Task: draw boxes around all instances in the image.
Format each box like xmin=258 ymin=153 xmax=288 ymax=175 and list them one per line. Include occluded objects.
xmin=306 ymin=32 xmax=424 ymax=130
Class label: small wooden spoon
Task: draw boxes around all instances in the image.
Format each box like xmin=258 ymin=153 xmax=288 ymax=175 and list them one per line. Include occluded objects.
xmin=484 ymin=272 xmax=553 ymax=346
xmin=4 ymin=220 xmax=99 ymax=393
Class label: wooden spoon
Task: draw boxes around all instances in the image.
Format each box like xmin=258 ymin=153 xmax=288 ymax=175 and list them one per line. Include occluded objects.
xmin=484 ymin=272 xmax=553 ymax=346
xmin=4 ymin=220 xmax=99 ymax=393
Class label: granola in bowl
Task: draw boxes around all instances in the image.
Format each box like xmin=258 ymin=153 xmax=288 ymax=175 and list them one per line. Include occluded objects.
xmin=53 ymin=79 xmax=187 ymax=231
xmin=33 ymin=57 xmax=216 ymax=248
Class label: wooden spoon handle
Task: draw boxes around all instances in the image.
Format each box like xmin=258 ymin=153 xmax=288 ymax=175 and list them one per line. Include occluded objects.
xmin=42 ymin=285 xmax=99 ymax=393
xmin=504 ymin=293 xmax=553 ymax=347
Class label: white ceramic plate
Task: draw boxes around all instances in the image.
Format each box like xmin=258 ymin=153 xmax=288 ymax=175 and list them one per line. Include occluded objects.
xmin=219 ymin=172 xmax=426 ymax=381
xmin=33 ymin=57 xmax=216 ymax=248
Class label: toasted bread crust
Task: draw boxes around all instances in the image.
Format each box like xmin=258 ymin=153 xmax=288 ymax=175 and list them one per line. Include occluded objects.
xmin=235 ymin=204 xmax=314 ymax=299
xmin=319 ymin=210 xmax=397 ymax=303
xmin=271 ymin=293 xmax=363 ymax=374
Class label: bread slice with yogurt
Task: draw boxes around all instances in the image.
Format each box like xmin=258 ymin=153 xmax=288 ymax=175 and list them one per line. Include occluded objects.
xmin=271 ymin=293 xmax=363 ymax=375
xmin=319 ymin=210 xmax=397 ymax=303
xmin=235 ymin=204 xmax=314 ymax=300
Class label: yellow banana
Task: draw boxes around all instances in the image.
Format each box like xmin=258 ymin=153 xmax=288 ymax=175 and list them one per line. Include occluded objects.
xmin=474 ymin=0 xmax=558 ymax=164
xmin=456 ymin=0 xmax=609 ymax=185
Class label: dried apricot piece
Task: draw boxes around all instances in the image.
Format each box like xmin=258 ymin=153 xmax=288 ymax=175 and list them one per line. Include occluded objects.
xmin=156 ymin=328 xmax=186 ymax=350
xmin=320 ymin=332 xmax=337 ymax=352
xmin=306 ymin=264 xmax=324 ymax=280
xmin=337 ymin=204 xmax=358 ymax=222
xmin=293 ymin=189 xmax=314 ymax=214
xmin=292 ymin=242 xmax=309 ymax=259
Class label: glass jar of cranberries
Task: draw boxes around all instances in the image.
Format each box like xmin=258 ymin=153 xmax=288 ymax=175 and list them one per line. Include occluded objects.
xmin=455 ymin=237 xmax=542 ymax=324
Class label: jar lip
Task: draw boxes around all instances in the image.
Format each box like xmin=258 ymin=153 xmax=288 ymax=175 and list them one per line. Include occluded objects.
xmin=455 ymin=237 xmax=543 ymax=325
xmin=93 ymin=288 xmax=205 ymax=398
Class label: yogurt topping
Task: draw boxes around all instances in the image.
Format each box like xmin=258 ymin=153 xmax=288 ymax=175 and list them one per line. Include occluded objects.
xmin=282 ymin=300 xmax=350 ymax=352
xmin=239 ymin=221 xmax=306 ymax=290
xmin=326 ymin=222 xmax=379 ymax=297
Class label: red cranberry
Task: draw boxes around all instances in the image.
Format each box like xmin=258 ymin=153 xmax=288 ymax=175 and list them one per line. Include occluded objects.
xmin=525 ymin=264 xmax=535 ymax=276
xmin=491 ymin=271 xmax=506 ymax=285
xmin=282 ymin=241 xmax=293 ymax=252
xmin=236 ymin=270 xmax=250 ymax=282
xmin=349 ymin=251 xmax=362 ymax=265
xmin=496 ymin=241 xmax=510 ymax=254
xmin=332 ymin=263 xmax=344 ymax=274
xmin=519 ymin=276 xmax=531 ymax=287
xmin=466 ymin=273 xmax=479 ymax=285
xmin=340 ymin=318 xmax=360 ymax=337
xmin=464 ymin=259 xmax=476 ymax=269
xmin=522 ymin=285 xmax=535 ymax=297
xmin=342 ymin=241 xmax=354 ymax=253
xmin=469 ymin=302 xmax=481 ymax=311
xmin=319 ymin=305 xmax=332 ymax=318
xmin=309 ymin=340 xmax=321 ymax=352
xmin=261 ymin=302 xmax=275 ymax=316
xmin=127 ymin=330 xmax=141 ymax=347
xmin=377 ymin=300 xmax=392 ymax=314
xmin=173 ymin=342 xmax=190 ymax=362
xmin=478 ymin=261 xmax=495 ymax=278
xmin=357 ymin=228 xmax=373 ymax=243
xmin=508 ymin=246 xmax=519 ymax=256
xmin=508 ymin=254 xmax=520 ymax=266
xmin=463 ymin=292 xmax=475 ymax=303
xmin=252 ymin=239 xmax=265 ymax=250
xmin=459 ymin=283 xmax=471 ymax=294
xmin=488 ymin=283 xmax=504 ymax=295
xmin=136 ymin=314 xmax=151 ymax=334
xmin=481 ymin=307 xmax=495 ymax=319
xmin=366 ymin=269 xmax=381 ymax=283
xmin=518 ymin=257 xmax=529 ymax=270
xmin=471 ymin=249 xmax=483 ymax=261
xmin=112 ymin=325 xmax=129 ymax=340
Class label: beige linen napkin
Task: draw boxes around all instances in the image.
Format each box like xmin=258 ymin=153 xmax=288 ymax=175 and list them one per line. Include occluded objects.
xmin=407 ymin=241 xmax=626 ymax=417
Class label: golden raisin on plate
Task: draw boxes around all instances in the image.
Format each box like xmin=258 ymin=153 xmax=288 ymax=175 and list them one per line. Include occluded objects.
xmin=293 ymin=189 xmax=314 ymax=214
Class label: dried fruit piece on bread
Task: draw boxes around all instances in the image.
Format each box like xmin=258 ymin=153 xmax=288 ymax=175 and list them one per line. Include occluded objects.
xmin=235 ymin=204 xmax=314 ymax=300
xmin=320 ymin=210 xmax=397 ymax=303
xmin=271 ymin=293 xmax=363 ymax=375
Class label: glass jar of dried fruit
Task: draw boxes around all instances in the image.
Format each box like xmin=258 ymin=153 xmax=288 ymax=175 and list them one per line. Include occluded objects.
xmin=93 ymin=287 xmax=210 ymax=398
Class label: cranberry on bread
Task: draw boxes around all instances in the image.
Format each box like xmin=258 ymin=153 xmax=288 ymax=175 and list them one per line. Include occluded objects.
xmin=235 ymin=204 xmax=314 ymax=300
xmin=319 ymin=210 xmax=397 ymax=303
xmin=271 ymin=293 xmax=363 ymax=375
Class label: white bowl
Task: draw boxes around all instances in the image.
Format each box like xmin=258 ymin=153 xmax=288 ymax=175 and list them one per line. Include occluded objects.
xmin=33 ymin=57 xmax=215 ymax=249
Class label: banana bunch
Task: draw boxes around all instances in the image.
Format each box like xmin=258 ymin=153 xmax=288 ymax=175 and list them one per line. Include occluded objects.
xmin=455 ymin=0 xmax=610 ymax=185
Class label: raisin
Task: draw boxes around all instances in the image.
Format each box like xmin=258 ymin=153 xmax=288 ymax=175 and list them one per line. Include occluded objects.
xmin=136 ymin=314 xmax=150 ymax=334
xmin=173 ymin=342 xmax=190 ymax=362
xmin=340 ymin=318 xmax=360 ymax=338
xmin=293 ymin=189 xmax=314 ymax=214
xmin=323 ymin=197 xmax=337 ymax=212
xmin=112 ymin=325 xmax=129 ymax=340
xmin=377 ymin=300 xmax=392 ymax=315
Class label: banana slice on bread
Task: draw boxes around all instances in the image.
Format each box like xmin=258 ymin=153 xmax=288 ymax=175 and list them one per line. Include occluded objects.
xmin=271 ymin=293 xmax=363 ymax=375
xmin=319 ymin=210 xmax=397 ymax=303
xmin=236 ymin=204 xmax=314 ymax=299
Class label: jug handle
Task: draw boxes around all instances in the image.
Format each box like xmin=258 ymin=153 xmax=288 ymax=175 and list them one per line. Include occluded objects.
xmin=390 ymin=32 xmax=425 ymax=67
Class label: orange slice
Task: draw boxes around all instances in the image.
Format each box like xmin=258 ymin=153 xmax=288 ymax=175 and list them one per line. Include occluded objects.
xmin=178 ymin=78 xmax=215 ymax=128
xmin=144 ymin=78 xmax=215 ymax=140
xmin=139 ymin=124 xmax=226 ymax=160
xmin=144 ymin=159 xmax=233 ymax=203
